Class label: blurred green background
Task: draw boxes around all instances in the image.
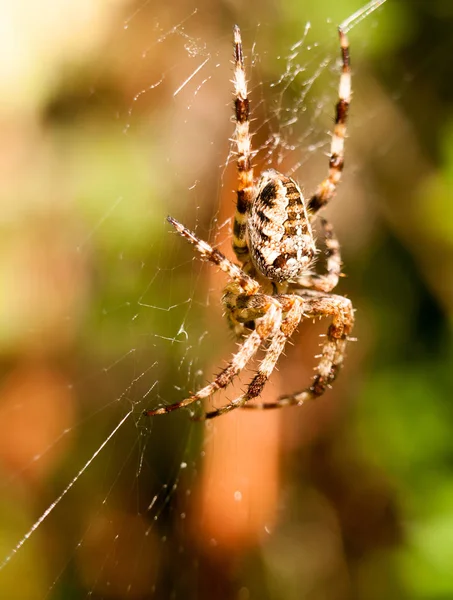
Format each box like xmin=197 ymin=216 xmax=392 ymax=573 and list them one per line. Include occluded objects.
xmin=1 ymin=0 xmax=453 ymax=598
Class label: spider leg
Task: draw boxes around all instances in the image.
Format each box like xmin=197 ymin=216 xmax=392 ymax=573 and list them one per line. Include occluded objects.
xmin=145 ymin=297 xmax=281 ymax=416
xmin=204 ymin=296 xmax=304 ymax=419
xmin=307 ymin=28 xmax=350 ymax=215
xmin=295 ymin=217 xmax=342 ymax=293
xmin=167 ymin=216 xmax=259 ymax=295
xmin=232 ymin=25 xmax=254 ymax=266
xmin=241 ymin=291 xmax=354 ymax=410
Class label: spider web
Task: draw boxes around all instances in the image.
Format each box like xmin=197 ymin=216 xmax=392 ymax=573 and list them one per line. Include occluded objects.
xmin=0 ymin=1 xmax=391 ymax=598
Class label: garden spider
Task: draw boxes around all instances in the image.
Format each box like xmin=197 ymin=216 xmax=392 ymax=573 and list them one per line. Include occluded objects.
xmin=145 ymin=25 xmax=354 ymax=420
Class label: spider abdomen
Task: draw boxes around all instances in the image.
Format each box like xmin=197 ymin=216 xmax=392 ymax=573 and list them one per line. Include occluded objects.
xmin=248 ymin=169 xmax=316 ymax=283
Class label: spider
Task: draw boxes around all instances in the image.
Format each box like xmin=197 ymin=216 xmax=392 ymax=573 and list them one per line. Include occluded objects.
xmin=145 ymin=25 xmax=354 ymax=420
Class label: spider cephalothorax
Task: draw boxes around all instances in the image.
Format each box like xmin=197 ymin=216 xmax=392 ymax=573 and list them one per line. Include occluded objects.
xmin=145 ymin=24 xmax=354 ymax=420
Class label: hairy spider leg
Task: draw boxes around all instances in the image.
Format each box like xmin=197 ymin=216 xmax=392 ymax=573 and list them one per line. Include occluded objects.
xmin=146 ymin=299 xmax=281 ymax=416
xmin=308 ymin=28 xmax=351 ymax=214
xmin=204 ymin=296 xmax=304 ymax=419
xmin=295 ymin=217 xmax=342 ymax=293
xmin=145 ymin=217 xmax=283 ymax=416
xmin=241 ymin=292 xmax=354 ymax=410
xmin=231 ymin=25 xmax=255 ymax=266
xmin=167 ymin=216 xmax=259 ymax=295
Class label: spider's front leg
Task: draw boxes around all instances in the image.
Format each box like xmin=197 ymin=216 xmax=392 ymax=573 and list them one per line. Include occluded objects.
xmin=241 ymin=291 xmax=354 ymax=410
xmin=204 ymin=295 xmax=304 ymax=419
xmin=145 ymin=294 xmax=281 ymax=417
xmin=144 ymin=217 xmax=283 ymax=417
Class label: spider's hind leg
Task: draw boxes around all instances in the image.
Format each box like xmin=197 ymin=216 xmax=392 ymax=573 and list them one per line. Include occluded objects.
xmin=232 ymin=25 xmax=254 ymax=266
xmin=307 ymin=28 xmax=351 ymax=214
xmin=296 ymin=216 xmax=342 ymax=293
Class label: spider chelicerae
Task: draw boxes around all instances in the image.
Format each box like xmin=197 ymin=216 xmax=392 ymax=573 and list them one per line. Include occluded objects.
xmin=145 ymin=25 xmax=354 ymax=420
